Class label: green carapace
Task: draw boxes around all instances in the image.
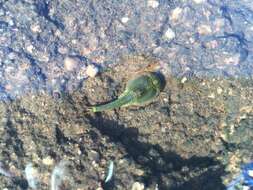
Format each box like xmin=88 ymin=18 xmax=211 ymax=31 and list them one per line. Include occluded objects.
xmin=90 ymin=72 xmax=163 ymax=112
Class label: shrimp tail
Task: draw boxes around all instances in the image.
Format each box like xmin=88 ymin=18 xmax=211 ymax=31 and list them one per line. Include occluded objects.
xmin=92 ymin=91 xmax=134 ymax=112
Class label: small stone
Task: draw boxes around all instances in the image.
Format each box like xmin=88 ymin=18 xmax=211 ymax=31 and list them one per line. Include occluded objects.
xmin=243 ymin=186 xmax=250 ymax=190
xmin=86 ymin=64 xmax=99 ymax=78
xmin=81 ymin=47 xmax=93 ymax=56
xmin=147 ymin=0 xmax=159 ymax=8
xmin=171 ymin=7 xmax=183 ymax=22
xmin=197 ymin=24 xmax=212 ymax=35
xmin=134 ymin=168 xmax=144 ymax=176
xmin=42 ymin=156 xmax=54 ymax=166
xmin=248 ymin=170 xmax=253 ymax=177
xmin=131 ymin=182 xmax=145 ymax=190
xmin=228 ymin=88 xmax=233 ymax=95
xmin=181 ymin=77 xmax=187 ymax=83
xmin=121 ymin=17 xmax=129 ymax=23
xmin=164 ymin=27 xmax=175 ymax=41
xmin=58 ymin=46 xmax=69 ymax=54
xmin=26 ymin=45 xmax=34 ymax=53
xmin=30 ymin=24 xmax=41 ymax=33
xmin=208 ymin=93 xmax=215 ymax=99
xmin=217 ymin=87 xmax=223 ymax=94
xmin=193 ymin=0 xmax=205 ymax=4
xmin=163 ymin=98 xmax=168 ymax=102
xmin=64 ymin=57 xmax=78 ymax=71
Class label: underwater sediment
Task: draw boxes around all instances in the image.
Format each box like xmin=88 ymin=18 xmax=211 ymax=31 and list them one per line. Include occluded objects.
xmin=0 ymin=0 xmax=253 ymax=189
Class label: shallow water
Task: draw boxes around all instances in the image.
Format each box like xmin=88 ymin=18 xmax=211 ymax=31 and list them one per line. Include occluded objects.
xmin=0 ymin=0 xmax=253 ymax=190
xmin=0 ymin=0 xmax=253 ymax=100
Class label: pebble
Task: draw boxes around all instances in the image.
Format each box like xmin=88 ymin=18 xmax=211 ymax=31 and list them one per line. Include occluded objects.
xmin=248 ymin=170 xmax=253 ymax=177
xmin=217 ymin=87 xmax=223 ymax=94
xmin=164 ymin=27 xmax=175 ymax=41
xmin=58 ymin=46 xmax=69 ymax=54
xmin=171 ymin=7 xmax=183 ymax=22
xmin=64 ymin=57 xmax=78 ymax=71
xmin=42 ymin=156 xmax=54 ymax=166
xmin=208 ymin=93 xmax=215 ymax=99
xmin=181 ymin=77 xmax=187 ymax=83
xmin=121 ymin=17 xmax=129 ymax=23
xmin=197 ymin=24 xmax=212 ymax=35
xmin=147 ymin=0 xmax=159 ymax=8
xmin=193 ymin=0 xmax=205 ymax=4
xmin=26 ymin=44 xmax=34 ymax=53
xmin=131 ymin=182 xmax=145 ymax=190
xmin=86 ymin=64 xmax=99 ymax=78
xmin=30 ymin=24 xmax=41 ymax=33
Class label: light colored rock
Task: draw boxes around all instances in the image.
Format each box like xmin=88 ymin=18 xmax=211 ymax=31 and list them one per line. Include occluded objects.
xmin=171 ymin=7 xmax=183 ymax=22
xmin=193 ymin=0 xmax=205 ymax=4
xmin=58 ymin=46 xmax=69 ymax=54
xmin=243 ymin=186 xmax=250 ymax=190
xmin=208 ymin=93 xmax=215 ymax=99
xmin=121 ymin=17 xmax=129 ymax=23
xmin=42 ymin=156 xmax=54 ymax=166
xmin=181 ymin=77 xmax=187 ymax=83
xmin=26 ymin=44 xmax=34 ymax=53
xmin=217 ymin=87 xmax=223 ymax=94
xmin=64 ymin=57 xmax=78 ymax=71
xmin=164 ymin=27 xmax=175 ymax=41
xmin=86 ymin=64 xmax=99 ymax=78
xmin=197 ymin=24 xmax=212 ymax=35
xmin=30 ymin=24 xmax=41 ymax=33
xmin=131 ymin=182 xmax=145 ymax=190
xmin=147 ymin=0 xmax=159 ymax=8
xmin=248 ymin=170 xmax=253 ymax=177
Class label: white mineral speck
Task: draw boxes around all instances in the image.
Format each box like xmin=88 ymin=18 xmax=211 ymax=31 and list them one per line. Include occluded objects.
xmin=30 ymin=24 xmax=41 ymax=33
xmin=26 ymin=45 xmax=34 ymax=53
xmin=42 ymin=156 xmax=54 ymax=166
xmin=171 ymin=7 xmax=183 ymax=22
xmin=208 ymin=93 xmax=215 ymax=99
xmin=197 ymin=24 xmax=212 ymax=35
xmin=131 ymin=182 xmax=145 ymax=190
xmin=147 ymin=0 xmax=159 ymax=8
xmin=164 ymin=27 xmax=175 ymax=41
xmin=181 ymin=77 xmax=187 ymax=83
xmin=121 ymin=17 xmax=129 ymax=23
xmin=86 ymin=64 xmax=99 ymax=78
xmin=217 ymin=87 xmax=223 ymax=94
xmin=248 ymin=170 xmax=253 ymax=177
xmin=64 ymin=57 xmax=78 ymax=71
xmin=193 ymin=0 xmax=205 ymax=4
xmin=58 ymin=46 xmax=69 ymax=54
xmin=243 ymin=186 xmax=250 ymax=190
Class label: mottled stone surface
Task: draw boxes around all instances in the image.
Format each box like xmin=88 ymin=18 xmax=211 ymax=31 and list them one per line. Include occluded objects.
xmin=0 ymin=0 xmax=253 ymax=190
xmin=0 ymin=0 xmax=253 ymax=99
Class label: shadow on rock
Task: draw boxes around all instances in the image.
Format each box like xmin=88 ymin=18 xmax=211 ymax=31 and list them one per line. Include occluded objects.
xmin=87 ymin=114 xmax=226 ymax=190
